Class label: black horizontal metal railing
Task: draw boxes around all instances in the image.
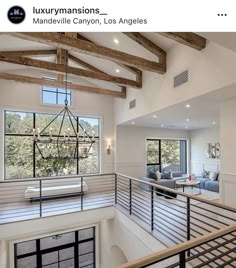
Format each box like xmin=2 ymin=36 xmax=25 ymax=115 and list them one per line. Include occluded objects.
xmin=0 ymin=172 xmax=236 ymax=266
xmin=115 ymin=173 xmax=236 ymax=268
xmin=118 ymin=224 xmax=236 ymax=268
xmin=0 ymin=173 xmax=115 ymax=224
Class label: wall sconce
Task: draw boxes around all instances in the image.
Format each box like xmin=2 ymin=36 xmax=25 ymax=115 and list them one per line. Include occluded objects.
xmin=106 ymin=139 xmax=111 ymax=155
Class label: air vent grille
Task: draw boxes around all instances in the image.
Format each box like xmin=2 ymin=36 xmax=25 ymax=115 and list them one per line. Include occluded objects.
xmin=129 ymin=99 xmax=136 ymax=109
xmin=174 ymin=70 xmax=188 ymax=88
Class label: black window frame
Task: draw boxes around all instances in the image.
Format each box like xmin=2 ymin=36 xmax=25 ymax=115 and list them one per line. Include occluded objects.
xmin=146 ymin=139 xmax=187 ymax=175
xmin=42 ymin=79 xmax=72 ymax=106
xmin=14 ymin=227 xmax=96 ymax=268
xmin=4 ymin=110 xmax=100 ymax=179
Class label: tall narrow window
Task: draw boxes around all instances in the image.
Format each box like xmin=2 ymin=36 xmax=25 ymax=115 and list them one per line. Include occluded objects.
xmin=146 ymin=139 xmax=160 ymax=174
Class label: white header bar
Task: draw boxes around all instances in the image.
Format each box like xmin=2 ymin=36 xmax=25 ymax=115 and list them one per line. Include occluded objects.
xmin=0 ymin=0 xmax=235 ymax=31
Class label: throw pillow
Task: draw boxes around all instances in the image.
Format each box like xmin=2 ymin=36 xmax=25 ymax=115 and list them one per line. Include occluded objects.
xmin=202 ymin=170 xmax=210 ymax=178
xmin=155 ymin=171 xmax=162 ymax=181
xmin=161 ymin=171 xmax=171 ymax=179
xmin=209 ymin=171 xmax=218 ymax=181
xmin=216 ymin=172 xmax=220 ymax=181
xmin=148 ymin=171 xmax=157 ymax=180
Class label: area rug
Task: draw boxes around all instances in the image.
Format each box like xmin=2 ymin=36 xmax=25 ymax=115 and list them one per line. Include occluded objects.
xmin=177 ymin=188 xmax=219 ymax=200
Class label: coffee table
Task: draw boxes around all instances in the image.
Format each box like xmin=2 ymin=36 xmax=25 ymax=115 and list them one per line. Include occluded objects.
xmin=176 ymin=180 xmax=201 ymax=194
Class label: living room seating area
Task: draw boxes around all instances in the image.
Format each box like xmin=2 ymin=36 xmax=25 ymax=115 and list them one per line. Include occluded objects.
xmin=141 ymin=169 xmax=220 ymax=194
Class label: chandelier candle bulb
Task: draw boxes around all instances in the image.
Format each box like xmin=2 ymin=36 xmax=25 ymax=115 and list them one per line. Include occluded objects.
xmin=37 ymin=128 xmax=40 ymax=138
xmin=33 ymin=128 xmax=36 ymax=139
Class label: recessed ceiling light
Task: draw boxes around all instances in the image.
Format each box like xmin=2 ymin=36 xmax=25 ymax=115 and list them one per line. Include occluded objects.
xmin=161 ymin=124 xmax=164 ymax=127
xmin=185 ymin=126 xmax=189 ymax=129
xmin=131 ymin=121 xmax=135 ymax=125
xmin=113 ymin=38 xmax=119 ymax=44
xmin=212 ymin=121 xmax=216 ymax=125
xmin=153 ymin=115 xmax=157 ymax=118
xmin=185 ymin=104 xmax=191 ymax=108
xmin=116 ymin=69 xmax=120 ymax=73
xmin=186 ymin=118 xmax=190 ymax=122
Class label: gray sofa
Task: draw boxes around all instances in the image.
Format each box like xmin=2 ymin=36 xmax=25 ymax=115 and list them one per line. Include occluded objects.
xmin=139 ymin=176 xmax=175 ymax=191
xmin=140 ymin=171 xmax=220 ymax=193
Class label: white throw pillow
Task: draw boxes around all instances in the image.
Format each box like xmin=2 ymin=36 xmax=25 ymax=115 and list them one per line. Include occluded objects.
xmin=209 ymin=171 xmax=217 ymax=181
xmin=155 ymin=171 xmax=162 ymax=181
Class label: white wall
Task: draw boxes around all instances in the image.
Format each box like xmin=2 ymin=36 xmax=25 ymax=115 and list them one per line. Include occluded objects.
xmin=190 ymin=127 xmax=220 ymax=175
xmin=116 ymin=125 xmax=189 ymax=177
xmin=114 ymin=41 xmax=236 ymax=125
xmin=0 ymin=207 xmax=173 ymax=268
xmin=220 ymin=98 xmax=236 ymax=207
xmin=0 ymin=79 xmax=115 ymax=179
xmin=94 ymin=210 xmax=177 ymax=268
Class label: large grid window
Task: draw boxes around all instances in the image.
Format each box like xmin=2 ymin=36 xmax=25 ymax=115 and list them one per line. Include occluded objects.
xmin=14 ymin=227 xmax=96 ymax=268
xmin=4 ymin=110 xmax=100 ymax=179
xmin=42 ymin=85 xmax=72 ymax=106
xmin=146 ymin=139 xmax=187 ymax=175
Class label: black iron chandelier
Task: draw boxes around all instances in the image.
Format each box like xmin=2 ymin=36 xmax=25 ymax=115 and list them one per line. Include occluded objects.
xmin=32 ymin=67 xmax=95 ymax=160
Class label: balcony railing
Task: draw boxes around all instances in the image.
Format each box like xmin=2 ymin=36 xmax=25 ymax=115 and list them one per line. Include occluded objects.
xmin=0 ymin=173 xmax=115 ymax=223
xmin=118 ymin=223 xmax=236 ymax=268
xmin=0 ymin=172 xmax=235 ymax=266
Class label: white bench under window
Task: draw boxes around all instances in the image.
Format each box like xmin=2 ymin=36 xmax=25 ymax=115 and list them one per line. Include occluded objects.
xmin=25 ymin=182 xmax=88 ymax=201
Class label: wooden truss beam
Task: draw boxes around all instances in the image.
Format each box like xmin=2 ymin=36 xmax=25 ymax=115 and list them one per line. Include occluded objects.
xmin=69 ymin=54 xmax=106 ymax=74
xmin=56 ymin=48 xmax=68 ymax=81
xmin=0 ymin=50 xmax=56 ymax=56
xmin=8 ymin=32 xmax=165 ymax=74
xmin=69 ymin=54 xmax=127 ymax=95
xmin=0 ymin=72 xmax=126 ymax=98
xmin=76 ymin=33 xmax=141 ymax=76
xmin=123 ymin=32 xmax=166 ymax=65
xmin=157 ymin=32 xmax=206 ymax=50
xmin=0 ymin=54 xmax=139 ymax=88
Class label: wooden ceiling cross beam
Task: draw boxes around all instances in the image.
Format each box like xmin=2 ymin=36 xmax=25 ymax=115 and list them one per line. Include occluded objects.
xmin=0 ymin=53 xmax=139 ymax=88
xmin=76 ymin=33 xmax=141 ymax=76
xmin=0 ymin=72 xmax=126 ymax=98
xmin=8 ymin=32 xmax=165 ymax=74
xmin=157 ymin=32 xmax=206 ymax=50
xmin=123 ymin=32 xmax=166 ymax=66
xmin=76 ymin=33 xmax=142 ymax=87
xmin=69 ymin=54 xmax=127 ymax=96
xmin=0 ymin=50 xmax=56 ymax=56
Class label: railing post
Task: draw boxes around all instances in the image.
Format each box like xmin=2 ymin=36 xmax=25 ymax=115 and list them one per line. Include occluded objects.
xmin=151 ymin=186 xmax=154 ymax=231
xmin=39 ymin=180 xmax=42 ymax=217
xmin=115 ymin=174 xmax=117 ymax=204
xmin=81 ymin=176 xmax=84 ymax=211
xmin=179 ymin=251 xmax=186 ymax=268
xmin=187 ymin=197 xmax=191 ymax=257
xmin=129 ymin=179 xmax=132 ymax=215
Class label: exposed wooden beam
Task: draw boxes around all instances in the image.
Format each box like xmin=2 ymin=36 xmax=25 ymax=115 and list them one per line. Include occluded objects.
xmin=8 ymin=32 xmax=165 ymax=74
xmin=65 ymin=32 xmax=78 ymax=38
xmin=0 ymin=54 xmax=139 ymax=88
xmin=69 ymin=54 xmax=127 ymax=93
xmin=0 ymin=72 xmax=126 ymax=98
xmin=77 ymin=33 xmax=141 ymax=75
xmin=56 ymin=48 xmax=68 ymax=81
xmin=69 ymin=55 xmax=127 ymax=92
xmin=158 ymin=32 xmax=206 ymax=50
xmin=123 ymin=32 xmax=166 ymax=65
xmin=0 ymin=50 xmax=56 ymax=56
xmin=69 ymin=54 xmax=105 ymax=74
